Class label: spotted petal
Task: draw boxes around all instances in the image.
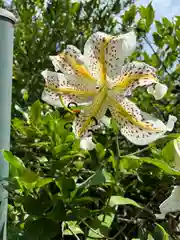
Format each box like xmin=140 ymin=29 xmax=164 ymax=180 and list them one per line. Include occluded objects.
xmin=106 ymin=31 xmax=136 ymax=82
xmin=120 ymin=114 xmax=176 ymax=145
xmin=111 ymin=62 xmax=157 ymax=96
xmin=156 ymin=186 xmax=180 ymax=219
xmin=73 ymin=89 xmax=108 ymax=138
xmin=147 ymin=82 xmax=168 ymax=100
xmin=108 ymin=97 xmax=177 ymax=145
xmin=42 ymin=88 xmax=62 ymax=107
xmin=84 ymin=32 xmax=112 ymax=85
xmin=41 ymin=70 xmax=96 ymax=107
xmin=50 ymin=45 xmax=95 ymax=81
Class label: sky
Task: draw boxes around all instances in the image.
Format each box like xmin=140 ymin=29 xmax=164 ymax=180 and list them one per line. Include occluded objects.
xmin=136 ymin=0 xmax=180 ymax=20
xmin=134 ymin=0 xmax=180 ymax=54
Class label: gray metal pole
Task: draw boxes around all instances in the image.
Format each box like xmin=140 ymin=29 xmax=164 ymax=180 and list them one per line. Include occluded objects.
xmin=0 ymin=8 xmax=16 ymax=240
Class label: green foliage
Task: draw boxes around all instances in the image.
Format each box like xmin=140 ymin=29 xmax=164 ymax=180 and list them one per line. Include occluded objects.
xmin=1 ymin=0 xmax=180 ymax=239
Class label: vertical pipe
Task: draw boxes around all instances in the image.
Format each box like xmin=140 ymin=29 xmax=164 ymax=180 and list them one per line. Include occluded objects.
xmin=0 ymin=8 xmax=16 ymax=240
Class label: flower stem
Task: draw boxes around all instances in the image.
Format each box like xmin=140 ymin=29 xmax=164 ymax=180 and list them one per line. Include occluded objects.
xmin=120 ymin=145 xmax=151 ymax=158
xmin=115 ymin=134 xmax=121 ymax=181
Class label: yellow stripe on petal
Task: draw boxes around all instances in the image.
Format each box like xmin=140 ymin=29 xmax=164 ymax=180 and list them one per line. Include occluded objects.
xmin=108 ymin=96 xmax=162 ymax=132
xmin=99 ymin=37 xmax=112 ymax=85
xmin=42 ymin=70 xmax=97 ymax=98
xmin=50 ymin=44 xmax=96 ymax=82
xmin=73 ymin=87 xmax=108 ymax=138
xmin=60 ymin=53 xmax=96 ymax=81
xmin=111 ymin=62 xmax=158 ymax=96
xmin=112 ymin=74 xmax=156 ymax=91
xmin=84 ymin=32 xmax=112 ymax=86
xmin=46 ymin=84 xmax=96 ymax=97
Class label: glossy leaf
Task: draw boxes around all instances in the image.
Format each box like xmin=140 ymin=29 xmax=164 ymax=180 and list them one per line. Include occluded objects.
xmin=109 ymin=196 xmax=142 ymax=208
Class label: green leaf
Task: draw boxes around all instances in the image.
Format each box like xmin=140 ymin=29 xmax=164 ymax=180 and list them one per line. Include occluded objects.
xmin=48 ymin=199 xmax=66 ymax=221
xmin=162 ymin=141 xmax=175 ymax=164
xmin=24 ymin=218 xmax=59 ymax=240
xmin=89 ymin=169 xmax=106 ymax=186
xmin=67 ymin=207 xmax=90 ymax=220
xmin=71 ymin=2 xmax=80 ymax=14
xmin=2 ymin=150 xmax=25 ymax=170
xmin=109 ymin=196 xmax=142 ymax=208
xmin=139 ymin=6 xmax=146 ymax=19
xmin=162 ymin=17 xmax=172 ymax=28
xmin=139 ymin=3 xmax=154 ymax=28
xmin=87 ymin=213 xmax=115 ymax=239
xmin=3 ymin=151 xmax=53 ymax=188
xmin=126 ymin=156 xmax=180 ymax=176
xmin=63 ymin=221 xmax=83 ymax=235
xmin=78 ymin=169 xmax=105 ymax=189
xmin=19 ymin=168 xmax=38 ymax=183
xmin=137 ymin=19 xmax=146 ymax=32
xmin=147 ymin=234 xmax=154 ymax=240
xmin=102 ymin=169 xmax=115 ymax=184
xmin=23 ymin=191 xmax=51 ymax=216
xmin=110 ymin=118 xmax=119 ymax=134
xmin=22 ymin=89 xmax=29 ymax=101
xmin=35 ymin=177 xmax=53 ymax=188
xmin=151 ymin=54 xmax=160 ymax=67
xmin=30 ymin=100 xmax=42 ymax=124
xmin=56 ymin=177 xmax=76 ymax=198
xmin=176 ymin=29 xmax=180 ymax=42
xmin=122 ymin=5 xmax=136 ymax=24
xmin=142 ymin=157 xmax=180 ymax=176
xmin=120 ymin=158 xmax=141 ymax=173
xmin=146 ymin=3 xmax=154 ymax=27
xmin=156 ymin=224 xmax=169 ymax=240
xmin=168 ymin=35 xmax=177 ymax=50
xmin=96 ymin=143 xmax=106 ymax=160
xmin=153 ymin=32 xmax=163 ymax=47
xmin=155 ymin=20 xmax=164 ymax=34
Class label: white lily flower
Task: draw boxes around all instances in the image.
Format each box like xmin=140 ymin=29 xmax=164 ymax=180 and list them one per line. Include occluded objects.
xmin=147 ymin=82 xmax=168 ymax=100
xmin=80 ymin=136 xmax=96 ymax=150
xmin=155 ymin=139 xmax=180 ymax=219
xmin=156 ymin=186 xmax=180 ymax=219
xmin=100 ymin=116 xmax=111 ymax=128
xmin=41 ymin=31 xmax=176 ymax=146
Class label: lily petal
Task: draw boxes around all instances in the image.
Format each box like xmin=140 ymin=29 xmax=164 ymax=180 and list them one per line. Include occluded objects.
xmin=84 ymin=32 xmax=111 ymax=84
xmin=106 ymin=31 xmax=136 ymax=82
xmin=80 ymin=136 xmax=96 ymax=150
xmin=109 ymin=98 xmax=177 ymax=145
xmin=156 ymin=186 xmax=180 ymax=219
xmin=42 ymin=89 xmax=93 ymax=108
xmin=41 ymin=70 xmax=96 ymax=107
xmin=50 ymin=45 xmax=81 ymax=73
xmin=121 ymin=114 xmax=177 ymax=145
xmin=50 ymin=45 xmax=95 ymax=81
xmin=111 ymin=62 xmax=157 ymax=96
xmin=100 ymin=116 xmax=111 ymax=128
xmin=42 ymin=88 xmax=62 ymax=107
xmin=108 ymin=96 xmax=147 ymax=125
xmin=147 ymin=82 xmax=168 ymax=100
xmin=73 ymin=90 xmax=108 ymax=138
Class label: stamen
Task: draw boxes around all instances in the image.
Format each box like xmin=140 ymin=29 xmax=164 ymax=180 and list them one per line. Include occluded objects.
xmin=68 ymin=102 xmax=78 ymax=109
xmin=91 ymin=116 xmax=98 ymax=125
